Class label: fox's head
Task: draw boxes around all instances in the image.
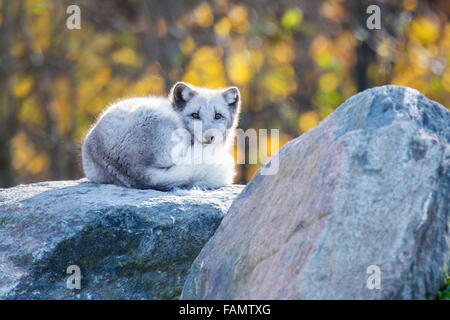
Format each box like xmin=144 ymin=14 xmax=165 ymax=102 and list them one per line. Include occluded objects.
xmin=169 ymin=82 xmax=241 ymax=145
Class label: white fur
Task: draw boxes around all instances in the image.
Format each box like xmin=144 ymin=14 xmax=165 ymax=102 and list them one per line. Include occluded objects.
xmin=82 ymin=82 xmax=240 ymax=191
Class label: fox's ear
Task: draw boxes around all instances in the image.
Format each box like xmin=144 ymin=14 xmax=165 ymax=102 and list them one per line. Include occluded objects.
xmin=169 ymin=82 xmax=196 ymax=110
xmin=223 ymin=87 xmax=240 ymax=110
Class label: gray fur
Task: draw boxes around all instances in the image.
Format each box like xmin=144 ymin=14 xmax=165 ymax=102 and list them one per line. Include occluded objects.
xmin=82 ymin=82 xmax=241 ymax=190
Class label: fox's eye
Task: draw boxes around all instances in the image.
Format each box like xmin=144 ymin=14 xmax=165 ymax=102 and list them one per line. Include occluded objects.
xmin=215 ymin=113 xmax=223 ymax=120
xmin=191 ymin=113 xmax=200 ymax=119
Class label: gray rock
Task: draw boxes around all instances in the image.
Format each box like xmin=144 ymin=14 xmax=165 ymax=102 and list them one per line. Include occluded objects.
xmin=181 ymin=85 xmax=450 ymax=300
xmin=0 ymin=179 xmax=243 ymax=299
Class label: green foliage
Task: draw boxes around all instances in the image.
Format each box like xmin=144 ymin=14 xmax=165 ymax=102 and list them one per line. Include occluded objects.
xmin=281 ymin=8 xmax=303 ymax=31
xmin=438 ymin=278 xmax=450 ymax=300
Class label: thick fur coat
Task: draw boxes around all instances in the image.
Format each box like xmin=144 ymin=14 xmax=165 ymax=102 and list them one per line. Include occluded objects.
xmin=82 ymin=82 xmax=241 ymax=190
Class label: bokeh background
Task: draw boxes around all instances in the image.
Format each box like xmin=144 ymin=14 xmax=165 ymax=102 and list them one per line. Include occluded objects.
xmin=1 ymin=0 xmax=449 ymax=187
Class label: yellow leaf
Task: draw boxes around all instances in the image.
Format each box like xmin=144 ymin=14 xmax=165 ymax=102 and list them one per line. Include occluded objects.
xmin=262 ymin=65 xmax=296 ymax=101
xmin=13 ymin=75 xmax=34 ymax=98
xmin=376 ymin=38 xmax=394 ymax=58
xmin=402 ymin=0 xmax=417 ymax=11
xmin=131 ymin=74 xmax=166 ymax=96
xmin=408 ymin=16 xmax=440 ymax=45
xmin=319 ymin=73 xmax=339 ymax=92
xmin=18 ymin=96 xmax=43 ymax=125
xmin=112 ymin=47 xmax=141 ymax=67
xmin=227 ymin=51 xmax=252 ymax=85
xmin=28 ymin=152 xmax=49 ymax=175
xmin=11 ymin=131 xmax=49 ymax=175
xmin=309 ymin=35 xmax=332 ymax=66
xmin=298 ymin=111 xmax=320 ymax=132
xmin=179 ymin=36 xmax=196 ymax=55
xmin=228 ymin=5 xmax=248 ymax=33
xmin=272 ymin=41 xmax=295 ymax=64
xmin=32 ymin=7 xmax=52 ymax=51
xmin=93 ymin=66 xmax=112 ymax=88
xmin=320 ymin=0 xmax=345 ymax=22
xmin=78 ymin=80 xmax=99 ymax=114
xmin=183 ymin=46 xmax=227 ymax=87
xmin=193 ymin=2 xmax=214 ymax=28
xmin=214 ymin=17 xmax=232 ymax=37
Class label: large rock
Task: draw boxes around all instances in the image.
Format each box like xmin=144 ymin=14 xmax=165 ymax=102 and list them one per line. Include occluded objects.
xmin=0 ymin=179 xmax=243 ymax=299
xmin=181 ymin=85 xmax=450 ymax=300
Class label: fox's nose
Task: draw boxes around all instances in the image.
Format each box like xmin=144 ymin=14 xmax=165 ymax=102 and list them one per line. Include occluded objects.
xmin=204 ymin=134 xmax=215 ymax=144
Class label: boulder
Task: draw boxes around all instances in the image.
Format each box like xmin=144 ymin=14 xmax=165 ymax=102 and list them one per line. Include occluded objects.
xmin=181 ymin=85 xmax=450 ymax=300
xmin=0 ymin=179 xmax=243 ymax=299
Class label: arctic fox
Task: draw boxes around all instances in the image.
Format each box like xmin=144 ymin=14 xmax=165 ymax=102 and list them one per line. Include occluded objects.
xmin=82 ymin=82 xmax=241 ymax=190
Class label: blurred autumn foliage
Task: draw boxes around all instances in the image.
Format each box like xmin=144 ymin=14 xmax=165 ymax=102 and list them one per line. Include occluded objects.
xmin=0 ymin=0 xmax=449 ymax=187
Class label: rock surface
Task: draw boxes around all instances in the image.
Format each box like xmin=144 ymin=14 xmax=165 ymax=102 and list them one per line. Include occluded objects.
xmin=0 ymin=179 xmax=243 ymax=299
xmin=181 ymin=85 xmax=450 ymax=300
